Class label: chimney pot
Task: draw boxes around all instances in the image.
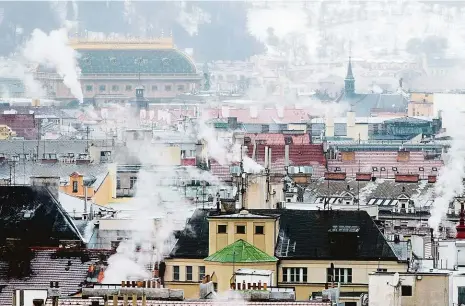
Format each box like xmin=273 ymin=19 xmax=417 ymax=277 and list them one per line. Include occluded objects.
xmin=457 ymin=202 xmax=465 ymax=239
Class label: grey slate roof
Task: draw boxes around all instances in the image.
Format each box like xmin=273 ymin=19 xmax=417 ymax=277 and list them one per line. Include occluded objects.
xmin=0 ymin=186 xmax=83 ymax=245
xmin=337 ymin=92 xmax=408 ymax=117
xmin=0 ymin=140 xmax=90 ymax=156
xmin=304 ymin=178 xmax=434 ymax=207
xmin=0 ymin=161 xmax=108 ymax=183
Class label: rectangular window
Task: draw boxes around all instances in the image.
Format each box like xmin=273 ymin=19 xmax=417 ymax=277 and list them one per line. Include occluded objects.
xmin=401 ymin=285 xmax=412 ymax=296
xmin=236 ymin=225 xmax=246 ymax=234
xmin=99 ymin=85 xmax=106 ymax=92
xmin=116 ymin=178 xmax=121 ymax=189
xmin=326 ymin=268 xmax=352 ymax=283
xmin=177 ymin=84 xmax=185 ymax=91
xmin=217 ymin=225 xmax=227 ymax=234
xmin=129 ymin=176 xmax=137 ymax=189
xmin=112 ymin=85 xmax=119 ymax=92
xmin=165 ymin=85 xmax=172 ymax=91
xmin=255 ymin=225 xmax=264 ymax=234
xmin=173 ymin=266 xmax=180 ymax=281
xmin=152 ymin=85 xmax=158 ymax=91
xmin=282 ymin=267 xmax=307 ymax=283
xmin=85 ymin=85 xmax=93 ymax=92
xmin=186 ymin=266 xmax=193 ymax=281
xmin=72 ymin=181 xmax=78 ymax=193
xmin=199 ymin=266 xmax=205 ymax=281
xmin=125 ymin=85 xmax=132 ymax=91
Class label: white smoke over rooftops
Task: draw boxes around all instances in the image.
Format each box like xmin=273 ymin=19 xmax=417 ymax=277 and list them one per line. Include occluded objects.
xmin=429 ymin=105 xmax=465 ymax=234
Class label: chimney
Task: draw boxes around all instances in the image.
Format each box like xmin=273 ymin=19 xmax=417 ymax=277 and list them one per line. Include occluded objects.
xmin=250 ymin=106 xmax=258 ymax=118
xmin=457 ymin=202 xmax=465 ymax=239
xmin=221 ymin=106 xmax=230 ymax=118
xmin=285 ymin=145 xmax=289 ymax=167
xmin=276 ymin=105 xmax=284 ymax=118
xmin=264 ymin=146 xmax=269 ymax=169
xmin=227 ymin=117 xmax=238 ymax=130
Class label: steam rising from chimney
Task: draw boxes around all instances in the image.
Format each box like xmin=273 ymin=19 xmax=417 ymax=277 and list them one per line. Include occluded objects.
xmin=428 ymin=109 xmax=465 ymax=234
xmin=22 ymin=26 xmax=83 ymax=103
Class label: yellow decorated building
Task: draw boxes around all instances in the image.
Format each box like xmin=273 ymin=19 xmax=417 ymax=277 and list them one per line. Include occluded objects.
xmin=164 ymin=207 xmax=408 ymax=303
xmin=35 ymin=37 xmax=202 ymax=103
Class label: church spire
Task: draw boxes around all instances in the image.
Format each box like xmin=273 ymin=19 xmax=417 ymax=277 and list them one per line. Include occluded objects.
xmin=344 ymin=56 xmax=355 ymax=96
xmin=346 ymin=56 xmax=354 ymax=80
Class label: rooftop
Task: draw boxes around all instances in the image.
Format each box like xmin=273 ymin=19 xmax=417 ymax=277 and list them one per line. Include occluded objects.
xmin=171 ymin=209 xmax=399 ymax=261
xmin=74 ymin=49 xmax=197 ymax=75
xmin=204 ymin=239 xmax=278 ymax=263
xmin=0 ymin=186 xmax=83 ymax=246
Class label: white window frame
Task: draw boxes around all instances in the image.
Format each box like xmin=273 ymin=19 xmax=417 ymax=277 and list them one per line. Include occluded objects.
xmin=282 ymin=267 xmax=307 ymax=283
xmin=327 ymin=268 xmax=352 ymax=283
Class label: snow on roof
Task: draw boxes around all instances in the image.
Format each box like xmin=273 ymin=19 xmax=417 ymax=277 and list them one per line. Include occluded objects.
xmin=58 ymin=192 xmax=109 ymax=217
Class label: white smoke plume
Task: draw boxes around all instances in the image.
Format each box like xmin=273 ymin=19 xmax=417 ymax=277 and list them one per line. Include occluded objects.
xmin=103 ymin=133 xmax=223 ymax=282
xmin=22 ymin=26 xmax=83 ymax=103
xmin=196 ymin=117 xmax=264 ymax=174
xmin=428 ymin=109 xmax=465 ymax=234
xmin=0 ymin=58 xmax=45 ymax=98
xmin=175 ymin=2 xmax=212 ymax=36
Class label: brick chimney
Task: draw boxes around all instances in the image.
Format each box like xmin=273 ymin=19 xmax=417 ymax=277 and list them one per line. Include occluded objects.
xmin=457 ymin=202 xmax=465 ymax=239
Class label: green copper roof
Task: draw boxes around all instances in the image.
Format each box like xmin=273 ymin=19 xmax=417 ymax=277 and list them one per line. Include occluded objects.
xmin=204 ymin=239 xmax=277 ymax=263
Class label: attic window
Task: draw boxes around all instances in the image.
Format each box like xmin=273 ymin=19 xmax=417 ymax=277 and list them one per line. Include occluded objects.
xmin=255 ymin=225 xmax=264 ymax=235
xmin=236 ymin=225 xmax=246 ymax=234
xmin=217 ymin=225 xmax=227 ymax=234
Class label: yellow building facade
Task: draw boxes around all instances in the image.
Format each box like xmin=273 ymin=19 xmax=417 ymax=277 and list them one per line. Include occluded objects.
xmin=408 ymin=92 xmax=434 ymax=117
xmin=164 ymin=208 xmax=408 ymax=301
xmin=60 ymin=171 xmax=114 ymax=206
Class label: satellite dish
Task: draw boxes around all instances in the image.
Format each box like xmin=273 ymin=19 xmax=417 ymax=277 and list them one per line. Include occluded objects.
xmin=393 ymin=272 xmax=401 ymax=287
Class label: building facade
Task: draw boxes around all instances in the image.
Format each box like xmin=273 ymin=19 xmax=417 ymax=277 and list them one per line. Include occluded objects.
xmin=165 ymin=208 xmax=407 ymax=301
xmin=35 ymin=38 xmax=203 ymax=104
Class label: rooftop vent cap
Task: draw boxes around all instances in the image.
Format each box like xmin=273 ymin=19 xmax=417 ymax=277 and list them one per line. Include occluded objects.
xmin=239 ymin=210 xmax=249 ymax=215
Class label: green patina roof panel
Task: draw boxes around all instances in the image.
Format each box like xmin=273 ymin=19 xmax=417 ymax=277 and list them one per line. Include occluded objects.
xmin=204 ymin=239 xmax=277 ymax=263
xmin=74 ymin=49 xmax=197 ymax=74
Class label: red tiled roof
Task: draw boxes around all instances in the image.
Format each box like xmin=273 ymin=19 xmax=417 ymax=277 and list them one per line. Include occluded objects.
xmin=210 ymin=143 xmax=327 ymax=181
xmin=210 ymin=160 xmax=232 ymax=182
xmin=250 ymin=144 xmax=326 ymax=166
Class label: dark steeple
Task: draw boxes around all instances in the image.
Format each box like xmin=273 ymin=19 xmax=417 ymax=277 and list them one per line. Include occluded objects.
xmin=134 ymin=85 xmax=148 ymax=111
xmin=344 ymin=57 xmax=355 ymax=96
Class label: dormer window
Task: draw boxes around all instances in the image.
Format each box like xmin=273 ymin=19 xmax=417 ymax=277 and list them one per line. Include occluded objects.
xmin=236 ymin=225 xmax=246 ymax=234
xmin=217 ymin=225 xmax=227 ymax=234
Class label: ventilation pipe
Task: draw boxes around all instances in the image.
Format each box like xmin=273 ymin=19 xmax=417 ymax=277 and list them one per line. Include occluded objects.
xmin=285 ymin=145 xmax=289 ymax=167
xmin=264 ymin=146 xmax=269 ymax=169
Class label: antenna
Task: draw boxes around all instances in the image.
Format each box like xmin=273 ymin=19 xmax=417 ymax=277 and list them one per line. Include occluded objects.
xmin=348 ymin=40 xmax=352 ymax=58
